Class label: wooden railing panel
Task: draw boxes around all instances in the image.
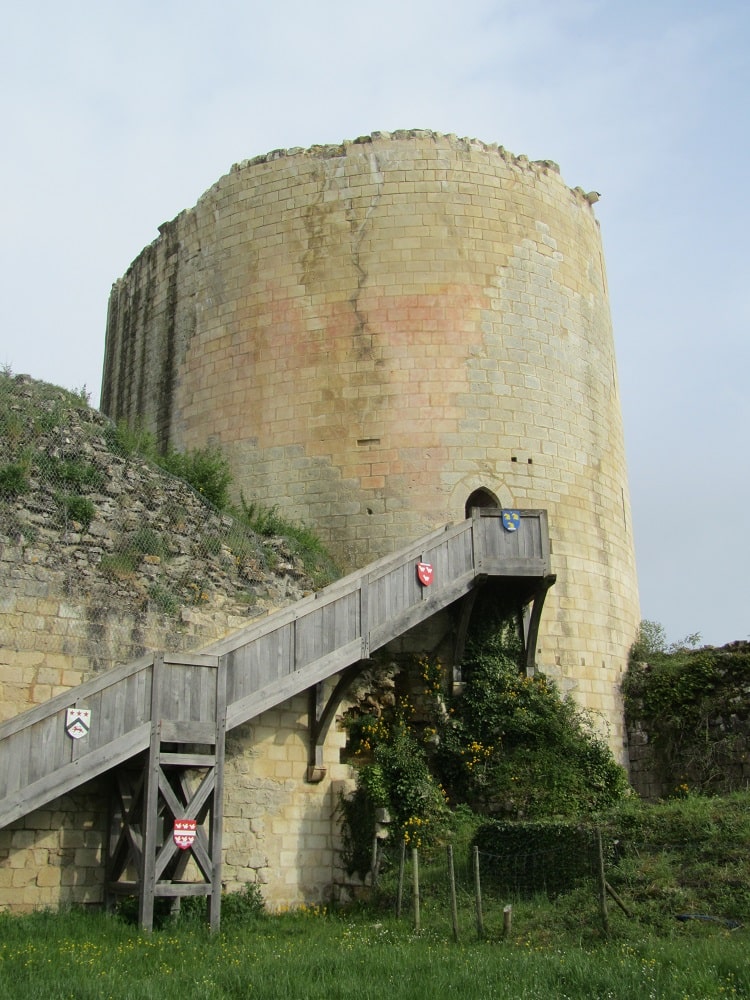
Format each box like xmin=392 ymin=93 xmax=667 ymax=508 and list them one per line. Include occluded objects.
xmin=299 ymin=602 xmax=341 ymax=671
xmin=28 ymin=714 xmax=68 ymax=785
xmin=159 ymin=662 xmax=218 ymax=725
xmin=122 ymin=667 xmax=152 ymax=733
xmin=368 ymin=560 xmax=416 ymax=633
xmin=90 ymin=667 xmax=153 ymax=747
xmin=475 ymin=510 xmax=549 ymax=574
xmin=225 ymin=625 xmax=294 ymax=706
xmin=1 ymin=727 xmax=30 ymax=801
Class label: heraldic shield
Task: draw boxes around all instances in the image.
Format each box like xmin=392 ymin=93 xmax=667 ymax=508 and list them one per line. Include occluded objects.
xmin=65 ymin=707 xmax=91 ymax=740
xmin=173 ymin=818 xmax=197 ymax=850
xmin=417 ymin=562 xmax=434 ymax=586
xmin=501 ymin=510 xmax=521 ymax=532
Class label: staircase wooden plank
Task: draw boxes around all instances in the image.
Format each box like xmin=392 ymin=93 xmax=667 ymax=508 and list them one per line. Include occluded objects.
xmin=0 ymin=723 xmax=152 ymax=830
xmin=0 ymin=513 xmax=551 ymax=834
xmin=225 ymin=638 xmax=363 ymax=731
xmin=0 ymin=655 xmax=155 ymax=742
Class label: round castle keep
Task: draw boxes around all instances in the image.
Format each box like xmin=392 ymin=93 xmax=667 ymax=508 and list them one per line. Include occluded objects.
xmin=101 ymin=129 xmax=640 ymax=750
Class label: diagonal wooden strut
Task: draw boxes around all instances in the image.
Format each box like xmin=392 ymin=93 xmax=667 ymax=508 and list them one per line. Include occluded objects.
xmin=306 ymin=664 xmax=365 ymax=782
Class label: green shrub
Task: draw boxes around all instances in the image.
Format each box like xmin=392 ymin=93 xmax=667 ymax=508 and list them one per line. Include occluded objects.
xmin=237 ymin=498 xmax=288 ymax=536
xmin=56 ymin=493 xmax=95 ymax=531
xmin=130 ymin=527 xmax=167 ymax=558
xmin=436 ymin=601 xmax=628 ymax=817
xmin=338 ymin=785 xmax=380 ymax=878
xmin=105 ymin=419 xmax=157 ymax=458
xmin=99 ymin=551 xmax=139 ymax=579
xmin=340 ymin=700 xmax=448 ymax=875
xmin=46 ymin=456 xmax=105 ymax=492
xmin=147 ymin=583 xmax=180 ymax=616
xmin=107 ymin=423 xmax=232 ymax=510
xmin=158 ymin=445 xmax=233 ymax=510
xmin=177 ymin=882 xmax=265 ymax=925
xmin=0 ymin=461 xmax=30 ymax=497
xmin=236 ymin=495 xmax=339 ymax=588
xmin=219 ymin=882 xmax=265 ymax=922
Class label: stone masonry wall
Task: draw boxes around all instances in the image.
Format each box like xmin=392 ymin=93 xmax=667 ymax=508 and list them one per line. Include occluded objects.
xmin=102 ymin=130 xmax=640 ymax=757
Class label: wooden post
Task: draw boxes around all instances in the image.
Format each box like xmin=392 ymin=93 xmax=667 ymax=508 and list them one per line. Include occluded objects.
xmin=606 ymin=880 xmax=633 ymax=918
xmin=596 ymin=828 xmax=609 ymax=936
xmin=208 ymin=655 xmax=227 ymax=934
xmin=473 ymin=845 xmax=484 ymax=939
xmin=396 ymin=838 xmax=406 ymax=918
xmin=447 ymin=845 xmax=459 ymax=942
xmin=412 ymin=848 xmax=420 ymax=932
xmin=139 ymin=654 xmax=164 ymax=932
xmin=503 ymin=904 xmax=513 ymax=937
xmin=370 ymin=834 xmax=380 ymax=888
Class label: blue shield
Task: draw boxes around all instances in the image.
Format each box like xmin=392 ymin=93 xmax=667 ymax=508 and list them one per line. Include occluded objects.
xmin=501 ymin=510 xmax=521 ymax=532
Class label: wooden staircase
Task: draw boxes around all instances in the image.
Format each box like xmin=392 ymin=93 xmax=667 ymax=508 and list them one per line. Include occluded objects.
xmin=0 ymin=509 xmax=552 ymax=927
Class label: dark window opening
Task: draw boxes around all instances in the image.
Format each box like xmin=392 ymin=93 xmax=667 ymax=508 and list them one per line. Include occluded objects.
xmin=465 ymin=488 xmax=500 ymax=519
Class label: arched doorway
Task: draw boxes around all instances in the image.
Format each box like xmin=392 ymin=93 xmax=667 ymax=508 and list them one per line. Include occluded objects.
xmin=465 ymin=487 xmax=500 ymax=519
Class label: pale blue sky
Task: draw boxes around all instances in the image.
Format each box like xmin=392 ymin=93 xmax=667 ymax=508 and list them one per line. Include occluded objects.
xmin=1 ymin=0 xmax=747 ymax=646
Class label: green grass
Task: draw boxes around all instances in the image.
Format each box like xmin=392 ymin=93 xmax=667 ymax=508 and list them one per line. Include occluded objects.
xmin=0 ymin=799 xmax=748 ymax=999
xmin=0 ymin=905 xmax=746 ymax=1000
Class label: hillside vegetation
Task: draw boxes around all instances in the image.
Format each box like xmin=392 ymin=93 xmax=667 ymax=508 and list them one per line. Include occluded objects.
xmin=0 ymin=370 xmax=339 ymax=629
xmin=624 ymin=621 xmax=750 ymax=795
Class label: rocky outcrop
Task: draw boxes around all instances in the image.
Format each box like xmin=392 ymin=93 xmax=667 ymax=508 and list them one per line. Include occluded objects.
xmin=0 ymin=372 xmax=321 ymax=717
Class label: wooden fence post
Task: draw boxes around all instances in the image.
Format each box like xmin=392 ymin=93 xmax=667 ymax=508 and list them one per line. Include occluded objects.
xmin=447 ymin=844 xmax=459 ymax=942
xmin=473 ymin=845 xmax=484 ymax=939
xmin=412 ymin=848 xmax=420 ymax=932
xmin=596 ymin=828 xmax=610 ymax=936
xmin=503 ymin=904 xmax=513 ymax=937
xmin=396 ymin=838 xmax=406 ymax=918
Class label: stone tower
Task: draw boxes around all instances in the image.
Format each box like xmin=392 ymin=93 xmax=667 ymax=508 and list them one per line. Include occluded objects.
xmin=101 ymin=130 xmax=639 ymax=754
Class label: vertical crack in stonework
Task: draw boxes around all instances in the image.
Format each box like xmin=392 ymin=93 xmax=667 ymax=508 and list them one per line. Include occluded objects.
xmin=347 ymin=152 xmax=384 ymax=361
xmin=157 ymin=223 xmax=180 ymax=453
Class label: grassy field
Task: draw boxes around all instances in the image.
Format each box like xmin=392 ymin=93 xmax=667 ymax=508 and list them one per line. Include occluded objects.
xmin=2 ymin=793 xmax=748 ymax=999
xmin=0 ymin=903 xmax=747 ymax=1000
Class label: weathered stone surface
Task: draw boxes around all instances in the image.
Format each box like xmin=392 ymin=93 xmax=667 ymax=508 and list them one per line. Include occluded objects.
xmin=101 ymin=130 xmax=640 ymax=757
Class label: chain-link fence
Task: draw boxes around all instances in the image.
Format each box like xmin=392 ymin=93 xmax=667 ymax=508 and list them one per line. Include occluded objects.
xmin=367 ymin=816 xmax=747 ymax=941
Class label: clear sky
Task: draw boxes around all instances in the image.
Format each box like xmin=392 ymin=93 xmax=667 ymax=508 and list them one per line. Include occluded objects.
xmin=1 ymin=1 xmax=747 ymax=647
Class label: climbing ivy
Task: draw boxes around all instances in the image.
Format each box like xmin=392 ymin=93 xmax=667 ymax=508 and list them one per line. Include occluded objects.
xmin=340 ymin=599 xmax=628 ymax=874
xmin=622 ymin=630 xmax=750 ymax=793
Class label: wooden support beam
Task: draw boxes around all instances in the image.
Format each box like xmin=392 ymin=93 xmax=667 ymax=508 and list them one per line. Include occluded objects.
xmin=306 ymin=663 xmax=364 ymax=782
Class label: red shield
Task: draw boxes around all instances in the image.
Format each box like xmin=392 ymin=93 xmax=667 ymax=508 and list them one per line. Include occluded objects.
xmin=417 ymin=562 xmax=434 ymax=587
xmin=173 ymin=818 xmax=197 ymax=850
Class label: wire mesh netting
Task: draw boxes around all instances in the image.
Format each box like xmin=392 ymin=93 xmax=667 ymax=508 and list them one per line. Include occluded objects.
xmin=0 ymin=372 xmax=336 ymax=625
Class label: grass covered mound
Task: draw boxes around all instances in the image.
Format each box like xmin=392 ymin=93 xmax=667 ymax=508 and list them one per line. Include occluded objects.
xmin=603 ymin=791 xmax=750 ymax=927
